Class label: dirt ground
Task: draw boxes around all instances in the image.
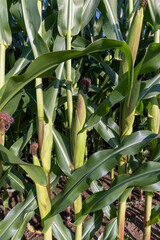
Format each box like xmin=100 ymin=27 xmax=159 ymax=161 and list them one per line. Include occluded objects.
xmin=0 ymin=174 xmax=160 ymax=240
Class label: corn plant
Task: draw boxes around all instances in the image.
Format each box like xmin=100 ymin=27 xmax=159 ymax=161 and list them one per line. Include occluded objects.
xmin=0 ymin=1 xmax=160 ymax=240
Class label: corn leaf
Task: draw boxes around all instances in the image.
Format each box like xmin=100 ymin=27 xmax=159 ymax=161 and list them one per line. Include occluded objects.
xmin=82 ymin=211 xmax=103 ymax=240
xmin=100 ymin=0 xmax=123 ymax=41
xmin=0 ymin=144 xmax=47 ymax=186
xmin=0 ymin=39 xmax=133 ymax=112
xmin=99 ymin=218 xmax=117 ymax=240
xmin=81 ymin=0 xmax=100 ymax=30
xmin=139 ymin=73 xmax=160 ymax=101
xmin=57 ymin=0 xmax=84 ymax=37
xmin=11 ymin=212 xmax=35 ymax=240
xmin=5 ymin=46 xmax=33 ymax=81
xmin=0 ymin=173 xmax=58 ymax=240
xmin=139 ymin=43 xmax=160 ymax=74
xmin=147 ymin=0 xmax=160 ymax=27
xmin=52 ymin=214 xmax=73 ymax=240
xmin=43 ymin=130 xmax=157 ymax=231
xmin=147 ymin=203 xmax=160 ymax=226
xmin=21 ymin=0 xmax=49 ymax=57
xmin=52 ymin=128 xmax=72 ymax=176
xmin=76 ymin=162 xmax=160 ymax=224
xmin=0 ymin=0 xmax=12 ymax=46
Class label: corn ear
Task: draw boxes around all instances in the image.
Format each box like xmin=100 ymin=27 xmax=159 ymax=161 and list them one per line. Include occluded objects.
xmin=121 ymin=80 xmax=141 ymax=139
xmin=30 ymin=143 xmax=52 ymax=239
xmin=41 ymin=120 xmax=53 ymax=173
xmin=120 ymin=1 xmax=146 ymax=78
xmin=147 ymin=97 xmax=160 ymax=151
xmin=72 ymin=90 xmax=87 ymax=169
xmin=72 ymin=78 xmax=91 ymax=169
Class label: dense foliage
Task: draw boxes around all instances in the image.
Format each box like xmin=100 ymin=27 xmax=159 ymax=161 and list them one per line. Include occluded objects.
xmin=0 ymin=0 xmax=160 ymax=239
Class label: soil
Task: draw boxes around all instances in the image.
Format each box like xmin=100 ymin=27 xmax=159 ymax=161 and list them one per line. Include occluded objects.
xmin=0 ymin=174 xmax=160 ymax=240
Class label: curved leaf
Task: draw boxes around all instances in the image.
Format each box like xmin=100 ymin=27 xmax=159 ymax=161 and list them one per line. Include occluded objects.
xmin=82 ymin=211 xmax=103 ymax=240
xmin=0 ymin=38 xmax=132 ymax=111
xmin=0 ymin=172 xmax=58 ymax=240
xmin=100 ymin=218 xmax=117 ymax=240
xmin=76 ymin=162 xmax=160 ymax=224
xmin=52 ymin=214 xmax=73 ymax=240
xmin=52 ymin=128 xmax=72 ymax=176
xmin=10 ymin=1 xmax=25 ymax=31
xmin=100 ymin=0 xmax=123 ymax=41
xmin=141 ymin=182 xmax=160 ymax=192
xmin=0 ymin=144 xmax=47 ymax=186
xmin=147 ymin=0 xmax=160 ymax=27
xmin=5 ymin=46 xmax=33 ymax=81
xmin=138 ymin=73 xmax=160 ymax=101
xmin=11 ymin=212 xmax=35 ymax=240
xmin=0 ymin=201 xmax=26 ymax=240
xmin=21 ymin=0 xmax=49 ymax=57
xmin=83 ymin=76 xmax=128 ymax=130
xmin=147 ymin=203 xmax=160 ymax=226
xmin=2 ymin=92 xmax=22 ymax=116
xmin=43 ymin=131 xmax=157 ymax=231
xmin=139 ymin=43 xmax=160 ymax=74
xmin=9 ymin=120 xmax=36 ymax=157
xmin=90 ymin=180 xmax=116 ymax=220
xmin=57 ymin=0 xmax=84 ymax=37
xmin=6 ymin=168 xmax=28 ymax=193
xmin=0 ymin=0 xmax=12 ymax=46
xmin=0 ymin=166 xmax=12 ymax=189
xmin=88 ymin=103 xmax=120 ymax=148
xmin=81 ymin=0 xmax=100 ymax=30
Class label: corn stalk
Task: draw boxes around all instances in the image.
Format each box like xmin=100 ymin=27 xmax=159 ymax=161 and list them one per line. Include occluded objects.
xmin=72 ymin=78 xmax=91 ymax=240
xmin=21 ymin=0 xmax=52 ymax=238
xmin=118 ymin=1 xmax=147 ymax=239
xmin=143 ymin=25 xmax=160 ymax=240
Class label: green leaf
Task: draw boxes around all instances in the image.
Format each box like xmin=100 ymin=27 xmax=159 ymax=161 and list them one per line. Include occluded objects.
xmin=82 ymin=211 xmax=103 ymax=240
xmin=0 ymin=38 xmax=132 ymax=111
xmin=147 ymin=203 xmax=160 ymax=226
xmin=76 ymin=162 xmax=160 ymax=224
xmin=147 ymin=0 xmax=160 ymax=27
xmin=11 ymin=212 xmax=35 ymax=240
xmin=10 ymin=1 xmax=26 ymax=31
xmin=0 ymin=144 xmax=47 ymax=186
xmin=43 ymin=131 xmax=157 ymax=231
xmin=0 ymin=201 xmax=26 ymax=240
xmin=52 ymin=128 xmax=72 ymax=176
xmin=21 ymin=0 xmax=49 ymax=57
xmin=90 ymin=180 xmax=116 ymax=220
xmin=2 ymin=92 xmax=22 ymax=115
xmin=9 ymin=120 xmax=36 ymax=157
xmin=88 ymin=104 xmax=120 ymax=148
xmin=44 ymin=80 xmax=60 ymax=120
xmin=0 ymin=166 xmax=12 ymax=189
xmin=81 ymin=0 xmax=100 ymax=30
xmin=139 ymin=43 xmax=160 ymax=74
xmin=5 ymin=46 xmax=33 ymax=82
xmin=138 ymin=73 xmax=160 ymax=101
xmin=44 ymin=35 xmax=65 ymax=120
xmin=84 ymin=76 xmax=128 ymax=130
xmin=6 ymin=168 xmax=28 ymax=193
xmin=57 ymin=0 xmax=84 ymax=37
xmin=0 ymin=172 xmax=58 ymax=240
xmin=0 ymin=0 xmax=12 ymax=46
xmin=141 ymin=182 xmax=160 ymax=192
xmin=100 ymin=0 xmax=123 ymax=41
xmin=100 ymin=218 xmax=117 ymax=240
xmin=52 ymin=214 xmax=73 ymax=240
